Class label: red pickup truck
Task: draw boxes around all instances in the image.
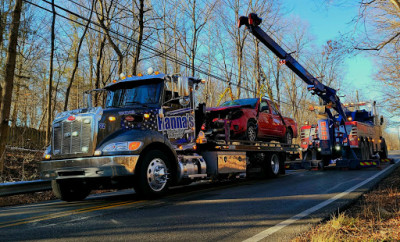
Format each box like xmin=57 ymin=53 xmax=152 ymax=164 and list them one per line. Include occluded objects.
xmin=204 ymin=98 xmax=298 ymax=144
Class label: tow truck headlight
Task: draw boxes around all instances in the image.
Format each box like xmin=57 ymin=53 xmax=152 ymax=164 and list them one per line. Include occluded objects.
xmin=102 ymin=141 xmax=143 ymax=152
xmin=335 ymin=145 xmax=341 ymax=151
xmin=43 ymin=146 xmax=51 ymax=160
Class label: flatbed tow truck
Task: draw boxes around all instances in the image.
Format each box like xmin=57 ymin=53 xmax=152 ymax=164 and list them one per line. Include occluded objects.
xmin=41 ymin=71 xmax=299 ymax=201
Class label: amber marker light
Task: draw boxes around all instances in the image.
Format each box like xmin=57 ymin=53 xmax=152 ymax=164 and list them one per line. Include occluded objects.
xmin=144 ymin=113 xmax=150 ymax=119
xmin=347 ymin=117 xmax=353 ymax=121
xmin=128 ymin=142 xmax=142 ymax=151
xmin=155 ymin=71 xmax=160 ymax=75
xmin=112 ymin=79 xmax=117 ymax=83
xmin=94 ymin=150 xmax=102 ymax=156
xmin=137 ymin=73 xmax=143 ymax=77
xmin=44 ymin=154 xmax=51 ymax=160
xmin=108 ymin=116 xmax=116 ymax=122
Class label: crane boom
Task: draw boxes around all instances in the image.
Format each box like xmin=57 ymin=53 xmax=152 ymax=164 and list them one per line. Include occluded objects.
xmin=238 ymin=13 xmax=347 ymax=121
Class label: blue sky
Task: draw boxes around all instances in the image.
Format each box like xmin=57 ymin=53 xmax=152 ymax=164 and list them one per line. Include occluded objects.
xmin=283 ymin=0 xmax=381 ymax=100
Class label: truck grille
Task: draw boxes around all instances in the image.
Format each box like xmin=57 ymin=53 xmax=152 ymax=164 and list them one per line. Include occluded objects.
xmin=52 ymin=116 xmax=94 ymax=156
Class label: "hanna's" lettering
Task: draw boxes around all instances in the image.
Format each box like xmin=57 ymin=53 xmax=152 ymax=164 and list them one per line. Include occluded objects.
xmin=157 ymin=114 xmax=194 ymax=131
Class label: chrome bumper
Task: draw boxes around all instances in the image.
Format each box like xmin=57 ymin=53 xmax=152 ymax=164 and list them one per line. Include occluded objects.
xmin=41 ymin=155 xmax=139 ymax=180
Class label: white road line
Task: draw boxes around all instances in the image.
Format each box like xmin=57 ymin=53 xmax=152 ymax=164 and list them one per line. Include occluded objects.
xmin=243 ymin=160 xmax=398 ymax=242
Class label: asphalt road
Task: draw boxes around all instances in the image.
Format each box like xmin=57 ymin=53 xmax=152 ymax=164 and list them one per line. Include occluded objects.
xmin=1 ymin=152 xmax=399 ymax=241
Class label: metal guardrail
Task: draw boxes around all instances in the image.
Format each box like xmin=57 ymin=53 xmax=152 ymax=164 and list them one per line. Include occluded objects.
xmin=0 ymin=180 xmax=51 ymax=197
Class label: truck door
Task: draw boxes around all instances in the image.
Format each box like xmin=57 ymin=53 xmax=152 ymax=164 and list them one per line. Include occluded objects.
xmin=257 ymin=99 xmax=272 ymax=138
xmin=269 ymin=101 xmax=286 ymax=137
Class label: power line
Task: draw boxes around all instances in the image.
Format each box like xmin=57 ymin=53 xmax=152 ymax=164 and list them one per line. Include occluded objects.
xmin=35 ymin=0 xmax=260 ymax=93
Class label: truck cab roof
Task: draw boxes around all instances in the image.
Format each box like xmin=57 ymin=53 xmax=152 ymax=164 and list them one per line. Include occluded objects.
xmin=105 ymin=74 xmax=166 ymax=90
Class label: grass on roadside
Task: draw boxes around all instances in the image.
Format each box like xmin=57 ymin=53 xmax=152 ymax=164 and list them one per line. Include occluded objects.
xmin=294 ymin=166 xmax=400 ymax=241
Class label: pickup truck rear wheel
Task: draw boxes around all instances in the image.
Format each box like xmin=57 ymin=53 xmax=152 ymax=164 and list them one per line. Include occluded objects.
xmin=51 ymin=180 xmax=91 ymax=202
xmin=283 ymin=130 xmax=293 ymax=145
xmin=246 ymin=122 xmax=257 ymax=142
xmin=134 ymin=150 xmax=171 ymax=198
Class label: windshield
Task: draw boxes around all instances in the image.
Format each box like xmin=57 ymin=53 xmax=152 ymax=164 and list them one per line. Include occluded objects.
xmin=220 ymin=98 xmax=258 ymax=108
xmin=106 ymin=82 xmax=162 ymax=108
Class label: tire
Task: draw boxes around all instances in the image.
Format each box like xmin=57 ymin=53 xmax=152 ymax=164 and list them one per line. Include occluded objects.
xmin=264 ymin=153 xmax=280 ymax=178
xmin=246 ymin=122 xmax=257 ymax=142
xmin=362 ymin=141 xmax=370 ymax=160
xmin=379 ymin=139 xmax=388 ymax=159
xmin=134 ymin=150 xmax=171 ymax=198
xmin=319 ymin=155 xmax=331 ymax=170
xmin=51 ymin=180 xmax=91 ymax=202
xmin=282 ymin=129 xmax=293 ymax=145
xmin=367 ymin=141 xmax=373 ymax=158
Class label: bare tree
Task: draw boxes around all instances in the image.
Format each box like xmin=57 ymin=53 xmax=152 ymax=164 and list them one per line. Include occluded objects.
xmin=64 ymin=0 xmax=95 ymax=111
xmin=96 ymin=0 xmax=123 ymax=75
xmin=0 ymin=0 xmax=22 ymax=176
xmin=46 ymin=0 xmax=56 ymax=145
xmin=131 ymin=0 xmax=144 ymax=75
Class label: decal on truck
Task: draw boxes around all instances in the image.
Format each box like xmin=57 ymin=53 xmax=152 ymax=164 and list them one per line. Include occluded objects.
xmin=157 ymin=113 xmax=195 ymax=139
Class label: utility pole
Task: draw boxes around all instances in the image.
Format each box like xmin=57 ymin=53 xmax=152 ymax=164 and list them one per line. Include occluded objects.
xmin=398 ymin=126 xmax=400 ymax=150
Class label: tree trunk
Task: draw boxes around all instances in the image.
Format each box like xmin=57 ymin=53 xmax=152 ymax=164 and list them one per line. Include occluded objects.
xmin=96 ymin=0 xmax=123 ymax=75
xmin=0 ymin=0 xmax=22 ymax=176
xmin=275 ymin=61 xmax=281 ymax=105
xmin=132 ymin=0 xmax=144 ymax=75
xmin=46 ymin=0 xmax=55 ymax=144
xmin=64 ymin=0 xmax=94 ymax=111
xmin=390 ymin=0 xmax=400 ymax=11
xmin=95 ymin=35 xmax=106 ymax=106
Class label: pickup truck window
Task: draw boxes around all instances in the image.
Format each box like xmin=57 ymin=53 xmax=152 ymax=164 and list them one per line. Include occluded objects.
xmin=271 ymin=103 xmax=279 ymax=115
xmin=260 ymin=100 xmax=269 ymax=112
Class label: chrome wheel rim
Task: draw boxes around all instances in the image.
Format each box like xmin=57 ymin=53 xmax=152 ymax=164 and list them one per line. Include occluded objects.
xmin=271 ymin=154 xmax=280 ymax=175
xmin=146 ymin=158 xmax=168 ymax=192
xmin=248 ymin=126 xmax=257 ymax=141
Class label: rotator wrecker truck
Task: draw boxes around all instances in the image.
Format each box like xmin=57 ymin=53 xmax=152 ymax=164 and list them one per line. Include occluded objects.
xmin=41 ymin=71 xmax=299 ymax=201
xmin=238 ymin=13 xmax=389 ymax=169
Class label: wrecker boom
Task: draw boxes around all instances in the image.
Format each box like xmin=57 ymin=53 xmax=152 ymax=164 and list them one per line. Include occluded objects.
xmin=238 ymin=13 xmax=348 ymax=122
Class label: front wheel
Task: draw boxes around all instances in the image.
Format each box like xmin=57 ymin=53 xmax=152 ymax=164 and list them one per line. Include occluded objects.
xmin=134 ymin=150 xmax=171 ymax=198
xmin=51 ymin=180 xmax=91 ymax=202
xmin=246 ymin=122 xmax=257 ymax=142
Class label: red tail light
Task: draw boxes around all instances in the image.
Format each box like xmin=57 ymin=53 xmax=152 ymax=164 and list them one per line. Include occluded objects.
xmin=67 ymin=116 xmax=76 ymax=121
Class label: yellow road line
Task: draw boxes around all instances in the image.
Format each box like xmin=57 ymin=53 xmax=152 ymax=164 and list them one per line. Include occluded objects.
xmin=0 ymin=200 xmax=144 ymax=229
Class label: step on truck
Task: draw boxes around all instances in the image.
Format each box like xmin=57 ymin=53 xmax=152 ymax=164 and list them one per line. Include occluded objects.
xmin=41 ymin=70 xmax=299 ymax=201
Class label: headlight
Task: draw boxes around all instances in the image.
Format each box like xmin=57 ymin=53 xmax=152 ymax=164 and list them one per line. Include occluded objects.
xmin=229 ymin=110 xmax=243 ymax=120
xmin=43 ymin=146 xmax=51 ymax=160
xmin=102 ymin=141 xmax=143 ymax=152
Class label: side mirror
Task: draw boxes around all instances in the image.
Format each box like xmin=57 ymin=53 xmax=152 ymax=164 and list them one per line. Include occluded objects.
xmin=178 ymin=77 xmax=190 ymax=97
xmin=380 ymin=115 xmax=384 ymax=125
xmin=179 ymin=97 xmax=190 ymax=107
